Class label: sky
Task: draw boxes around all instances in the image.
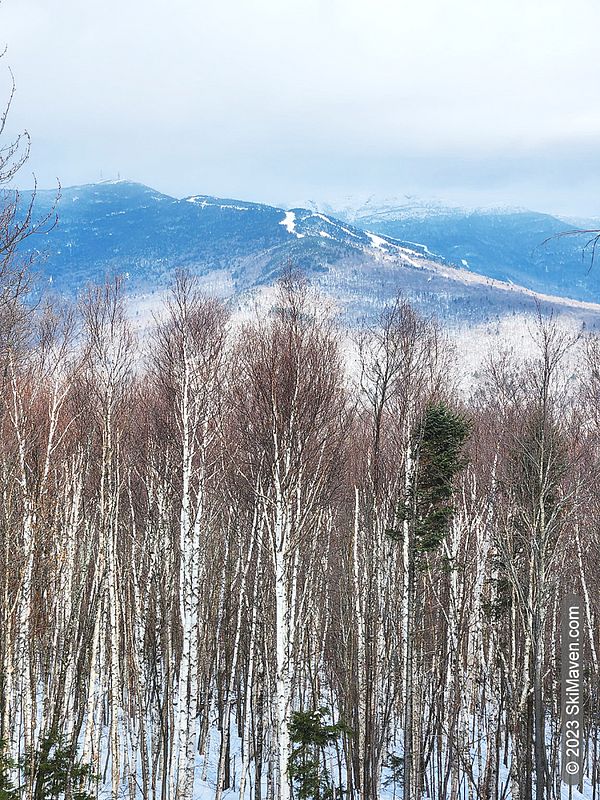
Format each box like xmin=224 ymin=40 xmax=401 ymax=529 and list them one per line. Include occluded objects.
xmin=1 ymin=0 xmax=600 ymax=217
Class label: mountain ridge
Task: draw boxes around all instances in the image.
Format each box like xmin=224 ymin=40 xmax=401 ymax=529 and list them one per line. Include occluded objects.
xmin=323 ymin=197 xmax=600 ymax=303
xmin=15 ymin=180 xmax=600 ymax=328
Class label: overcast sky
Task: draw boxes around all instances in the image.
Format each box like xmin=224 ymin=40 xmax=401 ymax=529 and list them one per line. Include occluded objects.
xmin=1 ymin=0 xmax=600 ymax=216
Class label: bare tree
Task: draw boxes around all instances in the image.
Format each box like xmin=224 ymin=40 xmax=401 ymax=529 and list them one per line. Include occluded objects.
xmin=232 ymin=272 xmax=347 ymax=800
xmin=150 ymin=271 xmax=229 ymax=800
xmin=0 ymin=54 xmax=58 ymax=359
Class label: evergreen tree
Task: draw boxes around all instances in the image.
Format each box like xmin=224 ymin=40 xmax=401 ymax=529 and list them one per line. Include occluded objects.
xmin=388 ymin=401 xmax=470 ymax=800
xmin=288 ymin=708 xmax=349 ymax=800
xmin=24 ymin=732 xmax=96 ymax=800
xmin=412 ymin=402 xmax=471 ymax=553
xmin=0 ymin=740 xmax=20 ymax=800
xmin=389 ymin=401 xmax=471 ymax=555
xmin=382 ymin=753 xmax=404 ymax=798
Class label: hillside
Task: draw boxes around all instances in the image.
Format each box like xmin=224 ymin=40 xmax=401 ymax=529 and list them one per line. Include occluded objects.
xmin=326 ymin=197 xmax=600 ymax=304
xmin=18 ymin=181 xmax=600 ymax=328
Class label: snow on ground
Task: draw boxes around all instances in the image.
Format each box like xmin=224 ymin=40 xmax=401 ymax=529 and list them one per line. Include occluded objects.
xmin=396 ymin=247 xmax=423 ymax=268
xmin=124 ymin=272 xmax=593 ymax=404
xmin=448 ymin=312 xmax=585 ymax=397
xmin=185 ymin=719 xmax=597 ymax=800
xmin=311 ymin=212 xmax=335 ymax=224
xmin=429 ymin=260 xmax=600 ymax=314
xmin=338 ymin=224 xmax=361 ymax=239
xmin=126 ymin=289 xmax=169 ymax=332
xmin=367 ymin=232 xmax=389 ymax=250
xmin=126 ymin=271 xmax=235 ymax=333
xmin=279 ymin=211 xmax=305 ymax=238
xmin=186 ymin=197 xmax=251 ymax=211
xmin=404 ymin=240 xmax=433 ymax=254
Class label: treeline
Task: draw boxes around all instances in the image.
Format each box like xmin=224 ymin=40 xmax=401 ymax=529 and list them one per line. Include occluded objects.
xmin=0 ymin=268 xmax=599 ymax=800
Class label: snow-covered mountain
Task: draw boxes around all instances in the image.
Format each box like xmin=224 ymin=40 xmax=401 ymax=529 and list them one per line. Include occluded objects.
xmin=324 ymin=196 xmax=600 ymax=305
xmin=19 ymin=181 xmax=600 ymax=328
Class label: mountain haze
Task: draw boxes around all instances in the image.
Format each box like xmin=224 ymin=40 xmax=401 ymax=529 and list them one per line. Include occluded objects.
xmin=328 ymin=197 xmax=600 ymax=303
xmin=19 ymin=181 xmax=600 ymax=327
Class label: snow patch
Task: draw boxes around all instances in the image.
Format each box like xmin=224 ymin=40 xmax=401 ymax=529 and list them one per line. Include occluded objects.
xmin=186 ymin=197 xmax=250 ymax=211
xmin=367 ymin=232 xmax=389 ymax=250
xmin=186 ymin=197 xmax=208 ymax=207
xmin=405 ymin=240 xmax=432 ymax=254
xmin=279 ymin=211 xmax=305 ymax=238
xmin=280 ymin=210 xmax=296 ymax=234
xmin=397 ymin=246 xmax=424 ymax=268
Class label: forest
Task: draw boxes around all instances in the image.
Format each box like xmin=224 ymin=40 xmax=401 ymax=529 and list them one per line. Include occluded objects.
xmin=0 ymin=249 xmax=599 ymax=800
xmin=1 ymin=57 xmax=600 ymax=800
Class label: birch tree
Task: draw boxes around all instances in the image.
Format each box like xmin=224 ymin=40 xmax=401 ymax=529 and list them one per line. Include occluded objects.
xmin=233 ymin=273 xmax=347 ymax=800
xmin=150 ymin=272 xmax=229 ymax=800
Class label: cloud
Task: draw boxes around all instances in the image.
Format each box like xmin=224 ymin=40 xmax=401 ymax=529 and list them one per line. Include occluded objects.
xmin=1 ymin=0 xmax=599 ymax=215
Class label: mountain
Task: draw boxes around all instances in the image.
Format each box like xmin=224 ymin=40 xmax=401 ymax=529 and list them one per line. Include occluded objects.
xmin=16 ymin=181 xmax=600 ymax=328
xmin=326 ymin=197 xmax=600 ymax=304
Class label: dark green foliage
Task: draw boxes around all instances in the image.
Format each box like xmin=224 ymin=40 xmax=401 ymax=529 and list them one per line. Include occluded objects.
xmin=382 ymin=753 xmax=404 ymax=789
xmin=389 ymin=402 xmax=470 ymax=554
xmin=288 ymin=708 xmax=349 ymax=800
xmin=0 ymin=740 xmax=20 ymax=800
xmin=22 ymin=732 xmax=96 ymax=800
xmin=413 ymin=403 xmax=471 ymax=552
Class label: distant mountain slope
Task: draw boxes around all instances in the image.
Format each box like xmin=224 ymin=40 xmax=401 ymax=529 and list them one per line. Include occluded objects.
xmin=17 ymin=181 xmax=600 ymax=328
xmin=327 ymin=199 xmax=600 ymax=304
xmin=24 ymin=181 xmax=394 ymax=289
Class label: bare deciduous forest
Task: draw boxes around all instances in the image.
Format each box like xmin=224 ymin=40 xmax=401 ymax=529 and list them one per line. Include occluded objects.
xmin=1 ymin=51 xmax=599 ymax=800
